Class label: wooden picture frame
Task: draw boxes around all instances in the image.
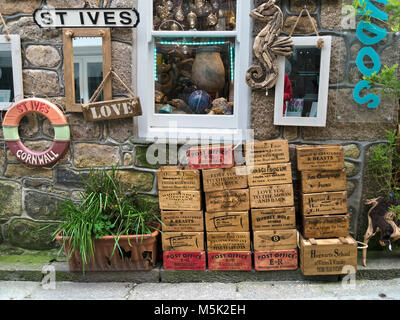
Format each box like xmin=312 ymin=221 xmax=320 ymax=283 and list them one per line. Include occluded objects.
xmin=274 ymin=36 xmax=332 ymax=127
xmin=63 ymin=28 xmax=112 ymax=112
xmin=0 ymin=35 xmax=23 ymax=111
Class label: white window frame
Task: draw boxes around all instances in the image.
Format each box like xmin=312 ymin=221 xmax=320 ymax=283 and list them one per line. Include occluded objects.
xmin=74 ymin=55 xmax=103 ymax=104
xmin=0 ymin=35 xmax=23 ymax=110
xmin=137 ymin=0 xmax=252 ymax=141
xmin=274 ymin=36 xmax=332 ymax=127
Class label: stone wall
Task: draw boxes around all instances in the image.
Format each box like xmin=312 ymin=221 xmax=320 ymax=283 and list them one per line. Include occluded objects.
xmin=0 ymin=0 xmax=397 ymax=253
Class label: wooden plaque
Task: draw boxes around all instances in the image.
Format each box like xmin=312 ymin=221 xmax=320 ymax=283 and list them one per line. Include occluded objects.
xmin=205 ymin=212 xmax=250 ymax=232
xmin=202 ymin=166 xmax=248 ymax=192
xmin=301 ymin=169 xmax=347 ymax=193
xmin=161 ymin=211 xmax=204 ymax=232
xmin=248 ymin=163 xmax=292 ymax=187
xmin=253 ymin=229 xmax=298 ymax=251
xmin=296 ymin=145 xmax=344 ymax=171
xmin=159 ymin=191 xmax=202 ymax=211
xmin=157 ymin=166 xmax=201 ymax=191
xmin=206 ymin=232 xmax=251 ymax=252
xmin=302 ymin=214 xmax=350 ymax=239
xmin=208 ymin=252 xmax=252 ymax=271
xmin=188 ymin=145 xmax=234 ymax=170
xmin=299 ymin=235 xmax=357 ymax=276
xmin=254 ymin=250 xmax=298 ymax=271
xmin=205 ymin=189 xmax=250 ymax=213
xmin=250 ymin=184 xmax=294 ymax=209
xmin=162 ymin=232 xmax=204 ymax=251
xmin=245 ymin=140 xmax=290 ymax=166
xmin=251 ymin=207 xmax=296 ymax=231
xmin=82 ymin=97 xmax=142 ymax=122
xmin=302 ymin=191 xmax=348 ymax=216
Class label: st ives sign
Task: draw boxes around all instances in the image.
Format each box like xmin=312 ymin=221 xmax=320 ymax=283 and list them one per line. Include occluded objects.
xmin=34 ymin=8 xmax=140 ymax=28
xmin=353 ymin=0 xmax=388 ymax=108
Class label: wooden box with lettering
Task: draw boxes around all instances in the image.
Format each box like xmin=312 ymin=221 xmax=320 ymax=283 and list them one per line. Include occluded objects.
xmin=202 ymin=167 xmax=248 ymax=192
xmin=245 ymin=139 xmax=290 ymax=166
xmin=205 ymin=189 xmax=250 ymax=213
xmin=250 ymin=184 xmax=294 ymax=209
xmin=254 ymin=250 xmax=298 ymax=271
xmin=296 ymin=145 xmax=344 ymax=171
xmin=251 ymin=207 xmax=296 ymax=231
xmin=157 ymin=166 xmax=201 ymax=191
xmin=159 ymin=191 xmax=202 ymax=211
xmin=208 ymin=252 xmax=252 ymax=271
xmin=163 ymin=251 xmax=207 ymax=271
xmin=253 ymin=229 xmax=298 ymax=251
xmin=248 ymin=163 xmax=292 ymax=187
xmin=302 ymin=191 xmax=348 ymax=216
xmin=301 ymin=169 xmax=347 ymax=193
xmin=302 ymin=214 xmax=350 ymax=239
xmin=161 ymin=211 xmax=204 ymax=232
xmin=206 ymin=232 xmax=251 ymax=252
xmin=162 ymin=232 xmax=204 ymax=252
xmin=299 ymin=235 xmax=357 ymax=276
xmin=205 ymin=212 xmax=249 ymax=232
xmin=187 ymin=144 xmax=234 ymax=170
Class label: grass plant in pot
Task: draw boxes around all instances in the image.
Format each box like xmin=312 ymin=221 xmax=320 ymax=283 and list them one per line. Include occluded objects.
xmin=54 ymin=166 xmax=162 ymax=272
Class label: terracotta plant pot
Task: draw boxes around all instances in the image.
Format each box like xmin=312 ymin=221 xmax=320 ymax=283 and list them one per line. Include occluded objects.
xmin=56 ymin=229 xmax=159 ymax=272
xmin=191 ymin=46 xmax=226 ymax=94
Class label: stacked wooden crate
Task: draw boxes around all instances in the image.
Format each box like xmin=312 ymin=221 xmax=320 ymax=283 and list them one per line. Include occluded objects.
xmin=203 ymin=166 xmax=253 ymax=271
xmin=246 ymin=140 xmax=298 ymax=271
xmin=296 ymin=145 xmax=358 ymax=276
xmin=158 ymin=166 xmax=206 ymax=271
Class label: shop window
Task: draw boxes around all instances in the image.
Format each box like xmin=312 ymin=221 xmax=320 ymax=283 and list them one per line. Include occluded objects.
xmin=0 ymin=35 xmax=23 ymax=110
xmin=274 ymin=36 xmax=332 ymax=127
xmin=137 ymin=0 xmax=252 ymax=140
xmin=63 ymin=28 xmax=111 ymax=112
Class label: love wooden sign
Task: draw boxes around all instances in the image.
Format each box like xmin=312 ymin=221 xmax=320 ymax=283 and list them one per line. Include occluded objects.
xmin=82 ymin=97 xmax=142 ymax=122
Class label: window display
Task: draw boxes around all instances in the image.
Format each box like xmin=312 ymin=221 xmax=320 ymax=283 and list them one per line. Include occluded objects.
xmin=154 ymin=37 xmax=235 ymax=115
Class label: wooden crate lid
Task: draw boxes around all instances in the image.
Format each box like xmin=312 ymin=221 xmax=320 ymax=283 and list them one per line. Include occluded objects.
xmin=158 ymin=165 xmax=200 ymax=173
xmin=300 ymin=234 xmax=356 ymax=247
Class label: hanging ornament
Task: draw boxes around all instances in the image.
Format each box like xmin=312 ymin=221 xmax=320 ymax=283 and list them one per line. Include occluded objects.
xmin=207 ymin=13 xmax=218 ymax=27
xmin=170 ymin=22 xmax=180 ymax=31
xmin=165 ymin=0 xmax=174 ymax=11
xmin=187 ymin=11 xmax=198 ymax=30
xmin=211 ymin=0 xmax=220 ymax=11
xmin=175 ymin=6 xmax=185 ymax=22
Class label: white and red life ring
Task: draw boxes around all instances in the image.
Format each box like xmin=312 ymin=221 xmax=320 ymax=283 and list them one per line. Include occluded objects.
xmin=2 ymin=98 xmax=70 ymax=167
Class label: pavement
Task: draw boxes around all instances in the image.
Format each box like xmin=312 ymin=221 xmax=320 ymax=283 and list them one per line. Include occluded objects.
xmin=1 ymin=278 xmax=400 ymax=300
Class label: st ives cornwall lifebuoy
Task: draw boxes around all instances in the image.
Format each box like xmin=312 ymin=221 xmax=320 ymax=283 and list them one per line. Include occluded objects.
xmin=2 ymin=98 xmax=70 ymax=167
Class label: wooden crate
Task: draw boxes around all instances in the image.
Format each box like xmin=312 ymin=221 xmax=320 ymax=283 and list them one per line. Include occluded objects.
xmin=297 ymin=145 xmax=344 ymax=171
xmin=251 ymin=207 xmax=296 ymax=231
xmin=162 ymin=232 xmax=204 ymax=252
xmin=202 ymin=166 xmax=248 ymax=192
xmin=205 ymin=189 xmax=250 ymax=213
xmin=245 ymin=139 xmax=290 ymax=166
xmin=301 ymin=169 xmax=347 ymax=193
xmin=299 ymin=235 xmax=357 ymax=276
xmin=161 ymin=211 xmax=204 ymax=232
xmin=250 ymin=184 xmax=294 ymax=209
xmin=253 ymin=229 xmax=298 ymax=251
xmin=157 ymin=166 xmax=201 ymax=191
xmin=254 ymin=250 xmax=298 ymax=271
xmin=206 ymin=232 xmax=251 ymax=252
xmin=302 ymin=191 xmax=348 ymax=216
xmin=302 ymin=214 xmax=350 ymax=239
xmin=188 ymin=144 xmax=234 ymax=170
xmin=163 ymin=251 xmax=207 ymax=271
xmin=205 ymin=211 xmax=250 ymax=232
xmin=248 ymin=163 xmax=292 ymax=187
xmin=208 ymin=252 xmax=252 ymax=271
xmin=159 ymin=190 xmax=202 ymax=211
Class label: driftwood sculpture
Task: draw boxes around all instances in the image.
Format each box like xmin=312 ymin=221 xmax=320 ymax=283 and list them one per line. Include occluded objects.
xmin=246 ymin=0 xmax=293 ymax=91
xmin=363 ymin=197 xmax=400 ymax=266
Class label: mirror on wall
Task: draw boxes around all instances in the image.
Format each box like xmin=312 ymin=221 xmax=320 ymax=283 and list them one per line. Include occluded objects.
xmin=63 ymin=29 xmax=111 ymax=112
xmin=274 ymin=36 xmax=332 ymax=127
xmin=0 ymin=35 xmax=23 ymax=110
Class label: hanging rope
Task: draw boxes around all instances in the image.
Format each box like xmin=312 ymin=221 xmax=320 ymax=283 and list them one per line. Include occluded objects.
xmin=289 ymin=6 xmax=324 ymax=49
xmin=0 ymin=12 xmax=11 ymax=42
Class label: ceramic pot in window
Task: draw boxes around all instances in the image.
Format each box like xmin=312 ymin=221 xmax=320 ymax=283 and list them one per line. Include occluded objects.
xmin=191 ymin=46 xmax=226 ymax=94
